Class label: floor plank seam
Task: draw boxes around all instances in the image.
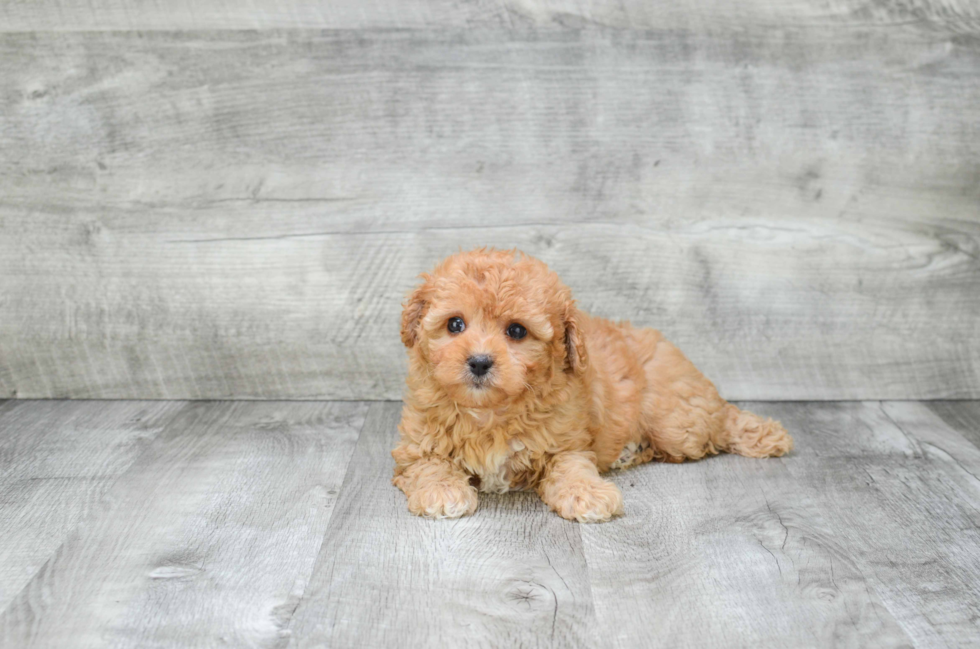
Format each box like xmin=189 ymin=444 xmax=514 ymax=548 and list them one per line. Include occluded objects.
xmin=279 ymin=401 xmax=380 ymax=646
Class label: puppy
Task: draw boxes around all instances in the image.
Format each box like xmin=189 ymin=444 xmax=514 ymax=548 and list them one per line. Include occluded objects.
xmin=393 ymin=249 xmax=792 ymax=523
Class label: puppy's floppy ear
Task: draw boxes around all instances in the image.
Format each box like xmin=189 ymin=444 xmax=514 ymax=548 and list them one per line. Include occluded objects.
xmin=563 ymin=301 xmax=587 ymax=374
xmin=400 ymin=279 xmax=430 ymax=348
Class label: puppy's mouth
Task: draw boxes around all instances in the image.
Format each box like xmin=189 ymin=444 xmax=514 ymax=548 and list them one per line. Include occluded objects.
xmin=468 ymin=374 xmax=492 ymax=389
xmin=462 ymin=368 xmax=497 ymax=395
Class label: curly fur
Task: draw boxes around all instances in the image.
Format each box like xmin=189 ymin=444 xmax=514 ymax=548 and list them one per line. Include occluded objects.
xmin=392 ymin=249 xmax=793 ymax=523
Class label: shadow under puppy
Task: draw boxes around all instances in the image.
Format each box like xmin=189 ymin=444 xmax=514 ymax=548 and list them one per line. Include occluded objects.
xmin=393 ymin=249 xmax=792 ymax=523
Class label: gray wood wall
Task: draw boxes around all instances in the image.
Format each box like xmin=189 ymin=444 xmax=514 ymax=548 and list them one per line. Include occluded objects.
xmin=1 ymin=1 xmax=979 ymax=401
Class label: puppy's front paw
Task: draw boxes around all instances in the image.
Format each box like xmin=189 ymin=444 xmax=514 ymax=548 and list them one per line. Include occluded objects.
xmin=549 ymin=479 xmax=623 ymax=523
xmin=407 ymin=481 xmax=479 ymax=519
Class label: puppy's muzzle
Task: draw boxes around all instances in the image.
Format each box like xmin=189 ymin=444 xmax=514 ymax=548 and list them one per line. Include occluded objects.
xmin=467 ymin=355 xmax=494 ymax=378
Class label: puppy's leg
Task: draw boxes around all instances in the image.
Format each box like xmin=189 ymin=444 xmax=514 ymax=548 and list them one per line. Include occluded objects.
xmin=392 ymin=455 xmax=478 ymax=519
xmin=537 ymin=451 xmax=623 ymax=523
xmin=638 ymin=334 xmax=793 ymax=461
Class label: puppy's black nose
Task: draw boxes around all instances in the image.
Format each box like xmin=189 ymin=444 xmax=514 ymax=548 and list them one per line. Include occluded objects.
xmin=467 ymin=355 xmax=494 ymax=377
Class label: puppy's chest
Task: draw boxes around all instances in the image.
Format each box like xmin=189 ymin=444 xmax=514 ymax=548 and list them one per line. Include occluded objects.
xmin=465 ymin=438 xmax=533 ymax=494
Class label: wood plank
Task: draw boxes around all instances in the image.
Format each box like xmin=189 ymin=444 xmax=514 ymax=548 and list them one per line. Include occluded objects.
xmin=0 ymin=400 xmax=367 ymax=648
xmin=579 ymin=406 xmax=913 ymax=648
xmin=0 ymin=399 xmax=17 ymax=419
xmin=2 ymin=0 xmax=978 ymax=32
xmin=927 ymin=401 xmax=980 ymax=451
xmin=756 ymin=401 xmax=980 ymax=648
xmin=1 ymin=29 xmax=978 ymax=401
xmin=0 ymin=400 xmax=183 ymax=613
xmin=882 ymin=401 xmax=980 ymax=480
xmin=286 ymin=401 xmax=599 ymax=648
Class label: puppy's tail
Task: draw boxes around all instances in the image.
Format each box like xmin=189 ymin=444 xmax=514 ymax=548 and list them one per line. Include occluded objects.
xmin=722 ymin=404 xmax=793 ymax=458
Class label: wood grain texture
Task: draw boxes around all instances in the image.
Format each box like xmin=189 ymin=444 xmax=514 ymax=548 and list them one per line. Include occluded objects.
xmin=2 ymin=400 xmax=980 ymax=646
xmin=1 ymin=28 xmax=978 ymax=400
xmin=1 ymin=0 xmax=978 ymax=32
xmin=580 ymin=416 xmax=913 ymax=647
xmin=759 ymin=401 xmax=980 ymax=648
xmin=0 ymin=400 xmax=183 ymax=612
xmin=286 ymin=401 xmax=599 ymax=648
xmin=0 ymin=400 xmax=367 ymax=648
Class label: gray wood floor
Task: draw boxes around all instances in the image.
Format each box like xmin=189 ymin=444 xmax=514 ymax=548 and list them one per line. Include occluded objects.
xmin=1 ymin=399 xmax=979 ymax=648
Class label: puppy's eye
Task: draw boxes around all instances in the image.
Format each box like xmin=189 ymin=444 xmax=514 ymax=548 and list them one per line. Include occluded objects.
xmin=447 ymin=317 xmax=466 ymax=334
xmin=506 ymin=323 xmax=527 ymax=340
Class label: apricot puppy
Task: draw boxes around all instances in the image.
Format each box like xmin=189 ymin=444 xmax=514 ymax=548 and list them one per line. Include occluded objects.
xmin=393 ymin=249 xmax=792 ymax=523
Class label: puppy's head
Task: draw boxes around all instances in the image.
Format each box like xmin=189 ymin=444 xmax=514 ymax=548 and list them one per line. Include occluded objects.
xmin=401 ymin=249 xmax=586 ymax=407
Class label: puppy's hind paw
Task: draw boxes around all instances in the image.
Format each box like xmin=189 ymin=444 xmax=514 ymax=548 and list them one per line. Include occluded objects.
xmin=725 ymin=407 xmax=794 ymax=459
xmin=549 ymin=479 xmax=623 ymax=524
xmin=407 ymin=481 xmax=479 ymax=519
